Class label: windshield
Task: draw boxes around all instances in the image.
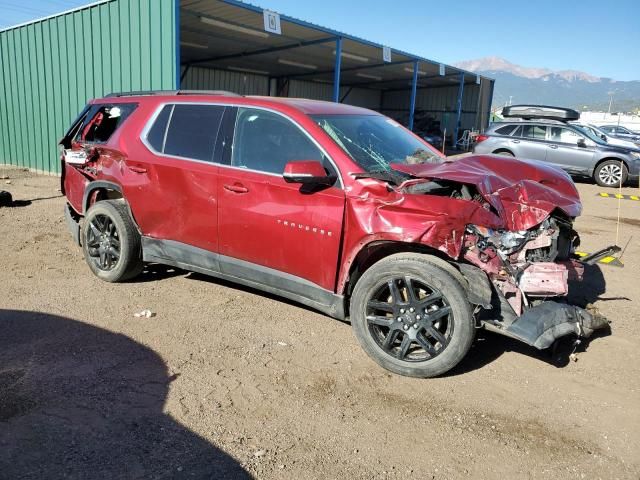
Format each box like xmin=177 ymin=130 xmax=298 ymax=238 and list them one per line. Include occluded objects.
xmin=312 ymin=114 xmax=443 ymax=173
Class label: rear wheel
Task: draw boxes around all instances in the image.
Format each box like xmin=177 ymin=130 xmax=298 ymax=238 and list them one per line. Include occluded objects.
xmin=82 ymin=200 xmax=143 ymax=282
xmin=594 ymin=160 xmax=627 ymax=187
xmin=350 ymin=254 xmax=474 ymax=378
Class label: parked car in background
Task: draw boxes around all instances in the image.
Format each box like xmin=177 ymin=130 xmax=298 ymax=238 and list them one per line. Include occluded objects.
xmin=573 ymin=123 xmax=640 ymax=150
xmin=598 ymin=125 xmax=640 ymax=144
xmin=60 ymin=92 xmax=608 ymax=378
xmin=473 ymin=105 xmax=640 ymax=187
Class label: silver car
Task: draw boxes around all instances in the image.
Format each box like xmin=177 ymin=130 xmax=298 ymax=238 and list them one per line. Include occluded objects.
xmin=473 ymin=120 xmax=640 ymax=187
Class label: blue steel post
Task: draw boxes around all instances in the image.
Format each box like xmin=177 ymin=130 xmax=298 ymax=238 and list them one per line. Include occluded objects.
xmin=333 ymin=37 xmax=342 ymax=102
xmin=175 ymin=0 xmax=181 ymax=88
xmin=408 ymin=60 xmax=419 ymax=131
xmin=453 ymin=72 xmax=465 ymax=149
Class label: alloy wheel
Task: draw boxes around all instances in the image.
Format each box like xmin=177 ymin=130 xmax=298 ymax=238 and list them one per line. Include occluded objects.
xmin=86 ymin=214 xmax=121 ymax=271
xmin=599 ymin=163 xmax=623 ymax=186
xmin=365 ymin=276 xmax=454 ymax=362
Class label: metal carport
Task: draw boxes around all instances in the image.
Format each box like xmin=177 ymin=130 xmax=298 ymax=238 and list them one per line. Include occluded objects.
xmin=0 ymin=0 xmax=493 ymax=174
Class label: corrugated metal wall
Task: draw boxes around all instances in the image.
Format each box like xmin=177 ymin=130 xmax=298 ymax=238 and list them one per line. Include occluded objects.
xmin=381 ymin=83 xmax=491 ymax=133
xmin=181 ymin=66 xmax=269 ymax=95
xmin=0 ymin=0 xmax=177 ymax=174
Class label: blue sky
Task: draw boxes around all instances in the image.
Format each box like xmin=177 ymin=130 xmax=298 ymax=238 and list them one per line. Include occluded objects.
xmin=2 ymin=0 xmax=639 ymax=80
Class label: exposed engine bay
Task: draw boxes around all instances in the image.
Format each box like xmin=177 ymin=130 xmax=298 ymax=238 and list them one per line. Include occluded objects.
xmin=461 ymin=214 xmax=609 ymax=349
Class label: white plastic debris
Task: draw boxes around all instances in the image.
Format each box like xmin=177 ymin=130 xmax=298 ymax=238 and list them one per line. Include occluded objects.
xmin=254 ymin=449 xmax=266 ymax=458
xmin=277 ymin=341 xmax=288 ymax=347
xmin=134 ymin=309 xmax=155 ymax=318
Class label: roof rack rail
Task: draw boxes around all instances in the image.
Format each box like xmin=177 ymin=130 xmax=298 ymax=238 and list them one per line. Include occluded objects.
xmin=105 ymin=90 xmax=242 ymax=98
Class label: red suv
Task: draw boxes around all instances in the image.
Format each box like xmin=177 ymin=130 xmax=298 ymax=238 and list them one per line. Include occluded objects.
xmin=61 ymin=91 xmax=608 ymax=378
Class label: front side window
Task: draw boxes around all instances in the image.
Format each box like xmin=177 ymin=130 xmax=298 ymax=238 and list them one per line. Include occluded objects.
xmin=312 ymin=114 xmax=443 ymax=173
xmin=231 ymin=108 xmax=326 ymax=174
xmin=549 ymin=127 xmax=583 ymax=144
xmin=75 ymin=104 xmax=137 ymax=144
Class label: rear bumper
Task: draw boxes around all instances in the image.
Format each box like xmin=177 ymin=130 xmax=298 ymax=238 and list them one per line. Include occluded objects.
xmin=64 ymin=203 xmax=82 ymax=247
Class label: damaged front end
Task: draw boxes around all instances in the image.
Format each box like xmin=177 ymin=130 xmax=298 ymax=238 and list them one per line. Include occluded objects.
xmin=462 ymin=216 xmax=609 ymax=350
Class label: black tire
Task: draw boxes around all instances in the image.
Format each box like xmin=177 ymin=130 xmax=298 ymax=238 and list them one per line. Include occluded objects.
xmin=350 ymin=253 xmax=474 ymax=378
xmin=493 ymin=150 xmax=514 ymax=157
xmin=594 ymin=160 xmax=628 ymax=188
xmin=82 ymin=200 xmax=143 ymax=282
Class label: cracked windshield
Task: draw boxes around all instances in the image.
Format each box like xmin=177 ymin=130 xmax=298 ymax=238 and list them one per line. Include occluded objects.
xmin=313 ymin=115 xmax=443 ymax=173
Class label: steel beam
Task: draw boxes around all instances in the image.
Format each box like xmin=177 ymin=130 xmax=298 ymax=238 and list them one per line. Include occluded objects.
xmin=175 ymin=0 xmax=181 ymax=88
xmin=453 ymin=73 xmax=465 ymax=149
xmin=189 ymin=36 xmax=337 ymax=65
xmin=333 ymin=37 xmax=342 ymax=102
xmin=179 ymin=64 xmax=191 ymax=84
xmin=408 ymin=60 xmax=419 ymax=131
xmin=486 ymin=79 xmax=495 ymax=128
xmin=282 ymin=59 xmax=415 ymax=80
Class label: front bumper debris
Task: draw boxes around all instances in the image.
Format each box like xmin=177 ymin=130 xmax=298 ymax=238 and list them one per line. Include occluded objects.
xmin=491 ymin=301 xmax=609 ymax=350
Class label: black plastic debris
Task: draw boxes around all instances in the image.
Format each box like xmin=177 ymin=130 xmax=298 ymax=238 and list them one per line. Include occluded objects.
xmin=0 ymin=190 xmax=13 ymax=207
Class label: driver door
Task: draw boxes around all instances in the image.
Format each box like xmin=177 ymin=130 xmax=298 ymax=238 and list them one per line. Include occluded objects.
xmin=217 ymin=107 xmax=345 ymax=292
xmin=546 ymin=126 xmax=595 ymax=174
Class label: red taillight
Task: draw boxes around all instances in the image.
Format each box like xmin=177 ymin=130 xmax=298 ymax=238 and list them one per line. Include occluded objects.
xmin=475 ymin=134 xmax=489 ymax=143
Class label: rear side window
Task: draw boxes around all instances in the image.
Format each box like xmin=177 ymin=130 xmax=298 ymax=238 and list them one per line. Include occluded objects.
xmin=146 ymin=104 xmax=225 ymax=162
xmin=521 ymin=125 xmax=547 ymax=140
xmin=146 ymin=105 xmax=172 ymax=152
xmin=494 ymin=125 xmax=517 ymax=136
xmin=75 ymin=104 xmax=137 ymax=144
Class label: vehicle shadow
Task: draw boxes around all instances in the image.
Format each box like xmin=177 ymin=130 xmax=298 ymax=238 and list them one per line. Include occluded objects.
xmin=132 ymin=263 xmax=188 ymax=283
xmin=0 ymin=193 xmax=64 ymax=208
xmin=446 ymin=263 xmax=613 ymax=377
xmin=0 ymin=309 xmax=252 ymax=479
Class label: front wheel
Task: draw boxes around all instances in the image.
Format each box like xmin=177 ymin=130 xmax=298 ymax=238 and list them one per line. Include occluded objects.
xmin=350 ymin=254 xmax=475 ymax=378
xmin=594 ymin=160 xmax=628 ymax=188
xmin=81 ymin=200 xmax=143 ymax=282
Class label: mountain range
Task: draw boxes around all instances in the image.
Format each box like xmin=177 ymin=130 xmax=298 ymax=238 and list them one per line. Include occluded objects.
xmin=454 ymin=57 xmax=640 ymax=112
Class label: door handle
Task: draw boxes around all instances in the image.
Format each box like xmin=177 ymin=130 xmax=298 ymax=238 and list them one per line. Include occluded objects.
xmin=223 ymin=183 xmax=249 ymax=193
xmin=549 ymin=145 xmax=558 ymax=149
xmin=128 ymin=165 xmax=147 ymax=173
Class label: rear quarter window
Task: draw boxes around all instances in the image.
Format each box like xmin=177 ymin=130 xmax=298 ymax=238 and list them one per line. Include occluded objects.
xmin=75 ymin=104 xmax=137 ymax=144
xmin=494 ymin=125 xmax=517 ymax=136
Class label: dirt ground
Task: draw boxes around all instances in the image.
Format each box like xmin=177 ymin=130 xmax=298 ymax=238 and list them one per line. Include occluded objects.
xmin=1 ymin=165 xmax=639 ymax=479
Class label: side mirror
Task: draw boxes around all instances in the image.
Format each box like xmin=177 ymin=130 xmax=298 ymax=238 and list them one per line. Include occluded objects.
xmin=283 ymin=160 xmax=335 ymax=186
xmin=577 ymin=138 xmax=587 ymax=148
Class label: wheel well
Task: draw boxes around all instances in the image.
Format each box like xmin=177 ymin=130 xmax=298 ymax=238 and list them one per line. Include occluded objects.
xmin=594 ymin=157 xmax=629 ymax=174
xmin=492 ymin=149 xmax=513 ymax=155
xmin=83 ymin=181 xmax=124 ymax=214
xmin=89 ymin=187 xmax=123 ymax=208
xmin=83 ymin=184 xmax=140 ymax=233
xmin=343 ymin=241 xmax=454 ymax=309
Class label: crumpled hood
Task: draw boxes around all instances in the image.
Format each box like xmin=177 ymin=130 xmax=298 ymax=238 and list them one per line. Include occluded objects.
xmin=392 ymin=154 xmax=582 ymax=230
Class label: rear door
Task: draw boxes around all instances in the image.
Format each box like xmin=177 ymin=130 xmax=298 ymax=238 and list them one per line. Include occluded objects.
xmin=546 ymin=126 xmax=595 ymax=174
xmin=511 ymin=124 xmax=548 ymax=161
xmin=131 ymin=103 xmax=226 ymax=252
xmin=217 ymin=107 xmax=345 ymax=292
